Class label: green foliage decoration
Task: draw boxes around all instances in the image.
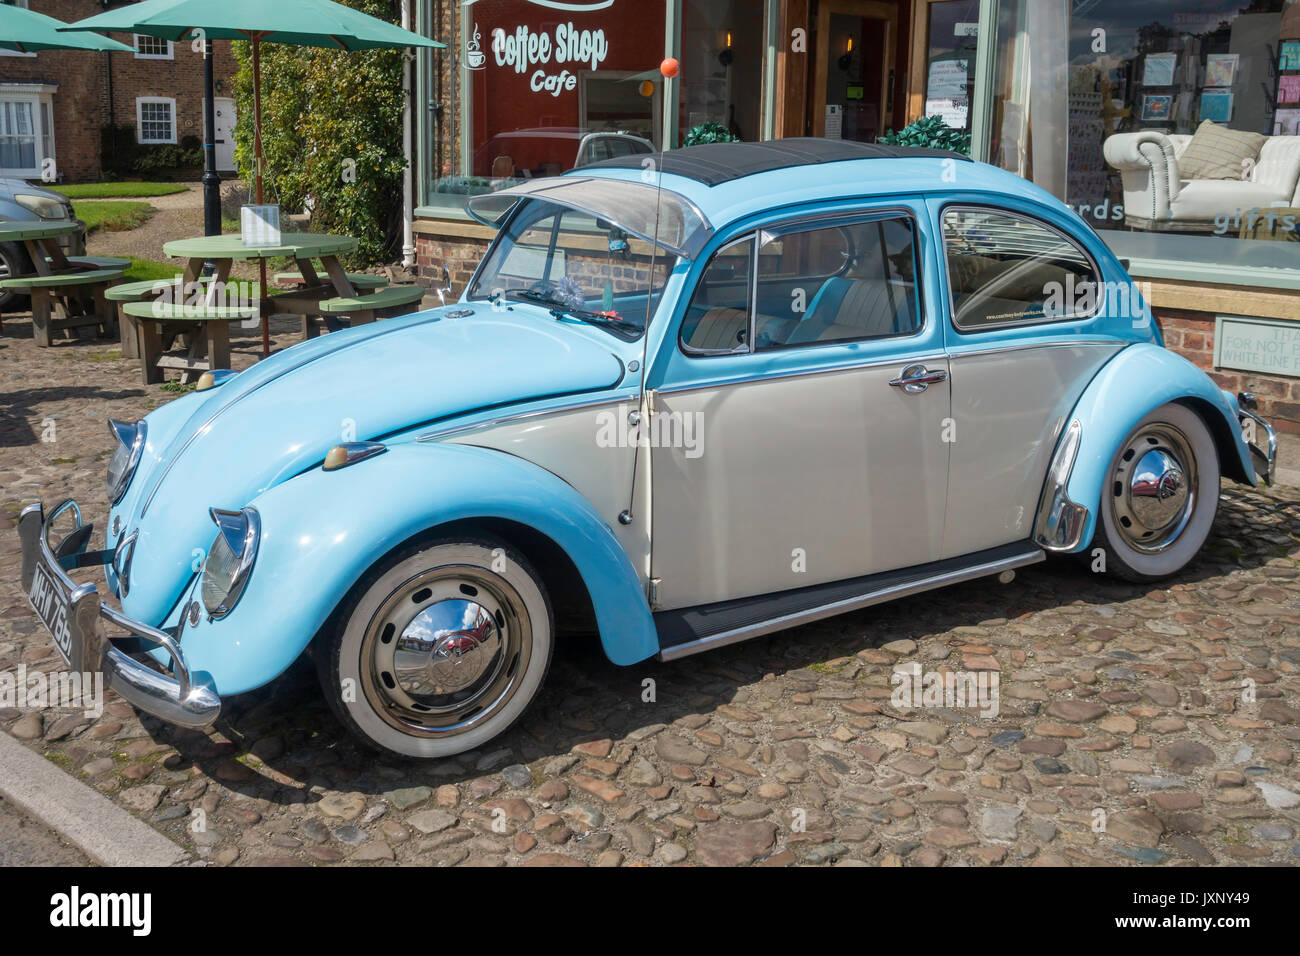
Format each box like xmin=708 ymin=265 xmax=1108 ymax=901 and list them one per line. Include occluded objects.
xmin=878 ymin=115 xmax=972 ymax=156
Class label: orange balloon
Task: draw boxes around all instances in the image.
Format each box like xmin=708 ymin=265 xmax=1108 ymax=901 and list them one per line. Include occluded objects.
xmin=660 ymin=57 xmax=679 ymax=78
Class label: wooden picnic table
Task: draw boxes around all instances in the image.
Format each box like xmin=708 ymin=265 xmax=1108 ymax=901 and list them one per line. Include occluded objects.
xmin=0 ymin=220 xmax=121 ymax=343
xmin=162 ymin=232 xmax=362 ymax=357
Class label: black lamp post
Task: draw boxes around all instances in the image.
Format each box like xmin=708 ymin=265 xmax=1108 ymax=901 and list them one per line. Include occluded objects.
xmin=202 ymin=39 xmax=221 ymax=237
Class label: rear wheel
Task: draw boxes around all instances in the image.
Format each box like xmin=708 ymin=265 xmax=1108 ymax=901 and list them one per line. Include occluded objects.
xmin=1093 ymin=403 xmax=1219 ymax=582
xmin=0 ymin=242 xmax=31 ymax=311
xmin=318 ymin=537 xmax=553 ymax=759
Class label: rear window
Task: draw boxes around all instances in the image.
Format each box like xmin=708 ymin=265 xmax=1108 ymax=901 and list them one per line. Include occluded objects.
xmin=942 ymin=207 xmax=1100 ymax=330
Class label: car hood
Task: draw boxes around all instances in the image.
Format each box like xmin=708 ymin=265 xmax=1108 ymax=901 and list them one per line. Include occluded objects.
xmin=115 ymin=304 xmax=625 ymax=621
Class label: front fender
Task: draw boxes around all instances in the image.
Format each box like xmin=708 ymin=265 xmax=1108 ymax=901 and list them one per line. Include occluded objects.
xmin=174 ymin=442 xmax=657 ymax=696
xmin=1047 ymin=343 xmax=1253 ymax=553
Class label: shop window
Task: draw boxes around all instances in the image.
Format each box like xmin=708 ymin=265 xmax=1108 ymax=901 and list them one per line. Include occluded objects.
xmin=988 ymin=0 xmax=1300 ymax=245
xmin=418 ymin=0 xmax=776 ymax=213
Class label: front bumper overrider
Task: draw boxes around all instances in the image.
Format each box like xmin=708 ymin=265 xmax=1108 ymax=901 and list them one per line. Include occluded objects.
xmin=17 ymin=500 xmax=220 ymax=729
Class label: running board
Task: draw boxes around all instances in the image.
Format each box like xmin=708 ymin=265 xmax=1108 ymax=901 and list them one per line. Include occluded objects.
xmin=655 ymin=542 xmax=1045 ymax=662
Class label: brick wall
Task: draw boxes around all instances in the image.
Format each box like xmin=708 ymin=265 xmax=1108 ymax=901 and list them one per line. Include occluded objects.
xmin=414 ymin=230 xmax=491 ymax=296
xmin=1156 ymin=307 xmax=1300 ymax=436
xmin=1 ymin=0 xmax=236 ymax=182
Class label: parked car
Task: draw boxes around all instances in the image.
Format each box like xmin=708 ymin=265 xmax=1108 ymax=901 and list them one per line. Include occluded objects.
xmin=19 ymin=139 xmax=1276 ymax=759
xmin=474 ymin=127 xmax=654 ymax=179
xmin=0 ymin=177 xmax=85 ymax=308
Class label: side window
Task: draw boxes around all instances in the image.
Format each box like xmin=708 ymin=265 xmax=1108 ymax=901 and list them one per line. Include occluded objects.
xmin=942 ymin=207 xmax=1100 ymax=330
xmin=680 ymin=237 xmax=754 ymax=353
xmin=753 ymin=216 xmax=921 ymax=351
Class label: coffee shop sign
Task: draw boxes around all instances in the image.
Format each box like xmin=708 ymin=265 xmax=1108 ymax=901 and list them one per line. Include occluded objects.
xmin=492 ymin=24 xmax=611 ymax=95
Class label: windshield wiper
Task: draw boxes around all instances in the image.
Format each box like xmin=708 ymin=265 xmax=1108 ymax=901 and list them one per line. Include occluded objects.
xmin=505 ymin=288 xmax=643 ymax=341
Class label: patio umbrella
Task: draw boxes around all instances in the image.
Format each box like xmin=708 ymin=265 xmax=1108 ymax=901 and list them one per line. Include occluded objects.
xmin=0 ymin=4 xmax=134 ymax=53
xmin=63 ymin=0 xmax=443 ymax=354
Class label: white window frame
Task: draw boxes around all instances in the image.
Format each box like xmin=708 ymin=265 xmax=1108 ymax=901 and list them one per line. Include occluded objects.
xmin=0 ymin=82 xmax=56 ymax=180
xmin=133 ymin=34 xmax=174 ymax=60
xmin=136 ymin=96 xmax=177 ymax=145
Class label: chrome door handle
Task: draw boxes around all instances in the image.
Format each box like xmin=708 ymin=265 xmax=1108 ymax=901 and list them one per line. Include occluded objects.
xmin=889 ymin=364 xmax=948 ymax=393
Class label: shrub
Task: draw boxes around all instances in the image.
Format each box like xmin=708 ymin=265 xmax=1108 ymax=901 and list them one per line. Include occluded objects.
xmin=100 ymin=127 xmax=204 ymax=179
xmin=231 ymin=0 xmax=406 ymax=266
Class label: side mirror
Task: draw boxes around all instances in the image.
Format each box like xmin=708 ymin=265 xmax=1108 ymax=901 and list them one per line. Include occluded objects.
xmin=436 ymin=265 xmax=453 ymax=306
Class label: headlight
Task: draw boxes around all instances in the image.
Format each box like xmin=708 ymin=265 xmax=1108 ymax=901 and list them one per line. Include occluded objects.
xmin=106 ymin=419 xmax=147 ymax=504
xmin=14 ymin=193 xmax=69 ymax=220
xmin=201 ymin=507 xmax=261 ymax=619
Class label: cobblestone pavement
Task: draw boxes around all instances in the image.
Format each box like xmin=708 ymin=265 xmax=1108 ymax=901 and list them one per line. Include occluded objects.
xmin=2 ymin=313 xmax=1299 ymax=867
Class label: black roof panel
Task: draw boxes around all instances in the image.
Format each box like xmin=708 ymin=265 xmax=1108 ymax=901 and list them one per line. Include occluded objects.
xmin=582 ymin=137 xmax=972 ymax=187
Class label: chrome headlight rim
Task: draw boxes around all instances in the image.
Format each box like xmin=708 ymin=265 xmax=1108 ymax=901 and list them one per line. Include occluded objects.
xmin=201 ymin=506 xmax=261 ymax=620
xmin=106 ymin=419 xmax=147 ymax=505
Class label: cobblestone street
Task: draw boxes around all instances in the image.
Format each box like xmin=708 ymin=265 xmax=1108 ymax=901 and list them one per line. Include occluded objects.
xmin=2 ymin=317 xmax=1299 ymax=867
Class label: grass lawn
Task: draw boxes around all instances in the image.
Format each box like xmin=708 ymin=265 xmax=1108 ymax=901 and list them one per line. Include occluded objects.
xmin=53 ymin=182 xmax=189 ymax=199
xmin=122 ymin=257 xmax=180 ymax=282
xmin=74 ymin=200 xmax=154 ymax=234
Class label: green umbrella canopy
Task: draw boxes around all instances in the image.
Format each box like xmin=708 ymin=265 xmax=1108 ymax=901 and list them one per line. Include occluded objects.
xmin=59 ymin=0 xmax=444 ymax=50
xmin=0 ymin=4 xmax=134 ymax=53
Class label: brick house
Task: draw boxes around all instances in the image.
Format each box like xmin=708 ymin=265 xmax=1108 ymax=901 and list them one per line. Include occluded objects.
xmin=0 ymin=0 xmax=237 ymax=183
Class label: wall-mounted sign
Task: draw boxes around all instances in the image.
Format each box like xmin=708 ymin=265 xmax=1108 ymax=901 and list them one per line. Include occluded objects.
xmin=1214 ymin=315 xmax=1300 ymax=378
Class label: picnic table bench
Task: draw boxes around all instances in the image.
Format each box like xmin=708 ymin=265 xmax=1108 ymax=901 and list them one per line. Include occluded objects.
xmin=0 ymin=221 xmax=122 ymax=345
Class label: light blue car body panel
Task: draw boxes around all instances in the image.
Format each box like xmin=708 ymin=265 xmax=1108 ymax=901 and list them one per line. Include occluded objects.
xmin=1059 ymin=344 xmax=1255 ymax=552
xmin=147 ymin=442 xmax=658 ymax=694
xmin=105 ymin=152 xmax=1257 ymax=700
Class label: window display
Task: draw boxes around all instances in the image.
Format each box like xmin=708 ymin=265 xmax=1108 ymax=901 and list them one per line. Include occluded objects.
xmin=988 ymin=0 xmax=1300 ymax=242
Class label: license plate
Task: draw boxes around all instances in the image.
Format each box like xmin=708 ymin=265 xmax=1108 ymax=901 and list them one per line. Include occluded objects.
xmin=27 ymin=563 xmax=74 ymax=667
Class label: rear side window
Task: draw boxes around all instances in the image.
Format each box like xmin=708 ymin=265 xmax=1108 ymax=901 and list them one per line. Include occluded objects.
xmin=942 ymin=207 xmax=1100 ymax=330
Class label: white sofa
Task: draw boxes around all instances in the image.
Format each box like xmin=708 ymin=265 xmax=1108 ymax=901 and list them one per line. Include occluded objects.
xmin=1103 ymin=131 xmax=1300 ymax=231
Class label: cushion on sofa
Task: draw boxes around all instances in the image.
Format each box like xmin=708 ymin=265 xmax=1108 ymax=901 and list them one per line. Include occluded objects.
xmin=1178 ymin=121 xmax=1267 ymax=181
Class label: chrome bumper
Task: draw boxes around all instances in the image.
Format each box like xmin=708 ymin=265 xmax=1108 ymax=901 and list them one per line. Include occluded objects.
xmin=17 ymin=500 xmax=220 ymax=730
xmin=1238 ymin=393 xmax=1278 ymax=487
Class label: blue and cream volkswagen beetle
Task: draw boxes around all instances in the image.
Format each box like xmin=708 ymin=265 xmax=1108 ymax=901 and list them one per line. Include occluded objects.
xmin=19 ymin=139 xmax=1276 ymax=758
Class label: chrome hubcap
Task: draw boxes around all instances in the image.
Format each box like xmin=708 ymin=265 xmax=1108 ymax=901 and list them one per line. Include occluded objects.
xmin=1111 ymin=424 xmax=1197 ymax=553
xmin=360 ymin=565 xmax=530 ymax=738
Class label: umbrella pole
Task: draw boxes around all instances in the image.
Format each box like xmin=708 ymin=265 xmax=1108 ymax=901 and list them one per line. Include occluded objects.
xmin=253 ymin=34 xmax=270 ymax=359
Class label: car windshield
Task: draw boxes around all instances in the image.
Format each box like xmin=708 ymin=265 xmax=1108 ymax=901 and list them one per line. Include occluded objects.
xmin=467 ymin=199 xmax=678 ymax=341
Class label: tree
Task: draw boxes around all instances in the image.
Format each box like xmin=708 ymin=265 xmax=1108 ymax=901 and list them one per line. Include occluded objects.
xmin=232 ymin=0 xmax=407 ymax=265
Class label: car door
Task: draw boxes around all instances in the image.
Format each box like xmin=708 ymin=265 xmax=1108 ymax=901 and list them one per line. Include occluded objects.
xmin=933 ymin=200 xmax=1128 ymax=558
xmin=650 ymin=201 xmax=952 ymax=611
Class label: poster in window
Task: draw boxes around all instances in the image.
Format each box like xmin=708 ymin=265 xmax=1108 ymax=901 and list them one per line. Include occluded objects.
xmin=1204 ymin=53 xmax=1238 ymax=88
xmin=1282 ymin=42 xmax=1300 ymax=71
xmin=1199 ymin=89 xmax=1234 ymax=123
xmin=1140 ymin=94 xmax=1174 ymax=121
xmin=1275 ymin=109 xmax=1300 ymax=136
xmin=927 ymin=58 xmax=969 ymax=100
xmin=1142 ymin=52 xmax=1177 ymax=87
xmin=1280 ymin=75 xmax=1300 ymax=104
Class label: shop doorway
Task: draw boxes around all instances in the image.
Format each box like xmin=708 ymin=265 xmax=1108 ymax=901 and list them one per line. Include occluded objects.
xmin=813 ymin=1 xmax=900 ymax=141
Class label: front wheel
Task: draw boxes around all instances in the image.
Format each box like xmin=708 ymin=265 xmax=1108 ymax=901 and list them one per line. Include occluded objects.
xmin=1093 ymin=403 xmax=1220 ymax=582
xmin=318 ymin=537 xmax=553 ymax=759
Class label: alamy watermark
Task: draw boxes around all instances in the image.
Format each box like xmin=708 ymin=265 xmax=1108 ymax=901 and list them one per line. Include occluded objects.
xmin=0 ymin=664 xmax=103 ymax=718
xmin=891 ymin=661 xmax=1000 ymax=717
xmin=595 ymin=404 xmax=704 ymax=459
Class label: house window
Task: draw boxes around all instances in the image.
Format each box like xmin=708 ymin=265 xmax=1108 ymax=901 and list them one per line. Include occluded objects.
xmin=134 ymin=35 xmax=174 ymax=59
xmin=136 ymin=97 xmax=177 ymax=144
xmin=0 ymin=84 xmax=55 ymax=179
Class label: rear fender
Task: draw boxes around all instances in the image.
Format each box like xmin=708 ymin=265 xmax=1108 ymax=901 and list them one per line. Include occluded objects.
xmin=1037 ymin=343 xmax=1253 ymax=554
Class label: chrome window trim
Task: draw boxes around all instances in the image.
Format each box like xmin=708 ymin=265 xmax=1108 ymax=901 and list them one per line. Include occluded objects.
xmin=678 ymin=206 xmax=928 ymax=360
xmin=946 ymin=338 xmax=1124 ymax=360
xmin=415 ymin=394 xmax=637 ymax=443
xmin=656 ymin=353 xmax=950 ymax=397
xmin=939 ymin=203 xmax=1105 ymax=334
